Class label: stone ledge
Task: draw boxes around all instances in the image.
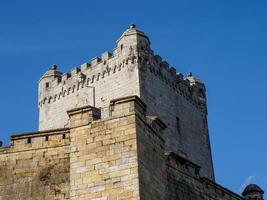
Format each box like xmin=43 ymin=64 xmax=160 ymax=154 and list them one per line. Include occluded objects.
xmin=201 ymin=177 xmax=244 ymax=199
xmin=67 ymin=106 xmax=101 ymax=128
xmin=146 ymin=115 xmax=167 ymax=132
xmin=165 ymin=151 xmax=201 ymax=178
xmin=67 ymin=106 xmax=100 ymax=117
xmin=110 ymin=95 xmax=147 ymax=116
xmin=11 ymin=128 xmax=70 ymax=141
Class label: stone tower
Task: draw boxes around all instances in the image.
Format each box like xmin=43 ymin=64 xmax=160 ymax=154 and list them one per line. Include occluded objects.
xmin=0 ymin=24 xmax=264 ymax=200
xmin=38 ymin=24 xmax=214 ymax=180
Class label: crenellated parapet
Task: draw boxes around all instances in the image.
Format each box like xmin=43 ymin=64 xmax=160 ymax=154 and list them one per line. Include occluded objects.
xmin=39 ymin=37 xmax=206 ymax=115
xmin=39 ymin=25 xmax=149 ymax=110
xmin=38 ymin=51 xmax=138 ymax=108
xmin=138 ymin=48 xmax=207 ymax=112
xmin=116 ymin=27 xmax=208 ymax=112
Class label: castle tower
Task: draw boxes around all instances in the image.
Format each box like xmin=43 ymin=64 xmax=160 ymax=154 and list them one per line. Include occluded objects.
xmin=1 ymin=24 xmax=265 ymax=200
xmin=242 ymin=184 xmax=264 ymax=200
xmin=38 ymin=25 xmax=214 ymax=180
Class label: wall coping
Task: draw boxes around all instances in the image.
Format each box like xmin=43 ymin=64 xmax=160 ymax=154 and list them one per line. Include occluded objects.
xmin=11 ymin=128 xmax=70 ymax=141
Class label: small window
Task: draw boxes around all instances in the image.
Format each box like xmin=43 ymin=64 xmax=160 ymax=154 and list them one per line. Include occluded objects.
xmin=46 ymin=82 xmax=50 ymax=88
xmin=176 ymin=117 xmax=181 ymax=134
xmin=27 ymin=138 xmax=31 ymax=144
xmin=120 ymin=44 xmax=123 ymax=50
xmin=195 ymin=168 xmax=199 ymax=176
xmin=62 ymin=134 xmax=66 ymax=139
xmin=45 ymin=136 xmax=49 ymax=141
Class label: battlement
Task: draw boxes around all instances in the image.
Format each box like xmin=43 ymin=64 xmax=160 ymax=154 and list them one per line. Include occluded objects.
xmin=38 ymin=25 xmax=206 ymax=113
xmin=145 ymin=54 xmax=207 ymax=111
xmin=38 ymin=54 xmax=136 ymax=107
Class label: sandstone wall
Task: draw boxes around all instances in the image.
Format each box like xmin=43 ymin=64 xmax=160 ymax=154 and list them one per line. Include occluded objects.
xmin=0 ymin=95 xmax=246 ymax=200
xmin=136 ymin=115 xmax=167 ymax=200
xmin=68 ymin=98 xmax=141 ymax=200
xmin=166 ymin=152 xmax=243 ymax=200
xmin=0 ymin=129 xmax=70 ymax=200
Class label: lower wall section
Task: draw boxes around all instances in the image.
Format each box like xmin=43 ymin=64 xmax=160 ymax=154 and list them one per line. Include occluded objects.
xmin=166 ymin=153 xmax=243 ymax=200
xmin=0 ymin=145 xmax=70 ymax=200
xmin=136 ymin=115 xmax=167 ymax=200
xmin=69 ymin=114 xmax=140 ymax=200
xmin=0 ymin=96 xmax=247 ymax=200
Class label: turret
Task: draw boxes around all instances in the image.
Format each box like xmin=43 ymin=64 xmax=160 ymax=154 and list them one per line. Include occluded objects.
xmin=242 ymin=184 xmax=264 ymax=200
xmin=116 ymin=24 xmax=151 ymax=61
xmin=38 ymin=64 xmax=62 ymax=105
xmin=185 ymin=72 xmax=207 ymax=113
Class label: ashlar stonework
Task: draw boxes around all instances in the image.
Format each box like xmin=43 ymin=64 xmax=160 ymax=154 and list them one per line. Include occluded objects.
xmin=0 ymin=25 xmax=264 ymax=200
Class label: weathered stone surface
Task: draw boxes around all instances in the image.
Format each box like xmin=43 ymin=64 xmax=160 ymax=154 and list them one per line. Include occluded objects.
xmin=0 ymin=131 xmax=70 ymax=200
xmin=0 ymin=96 xmax=252 ymax=200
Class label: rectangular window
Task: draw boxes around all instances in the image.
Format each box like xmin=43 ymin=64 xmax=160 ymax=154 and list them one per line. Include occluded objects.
xmin=46 ymin=82 xmax=49 ymax=88
xmin=176 ymin=117 xmax=181 ymax=134
xmin=45 ymin=136 xmax=49 ymax=141
xmin=27 ymin=138 xmax=31 ymax=144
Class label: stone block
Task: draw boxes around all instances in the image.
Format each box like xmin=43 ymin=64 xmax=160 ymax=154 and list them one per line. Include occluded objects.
xmin=110 ymin=96 xmax=146 ymax=117
xmin=101 ymin=52 xmax=112 ymax=61
xmin=67 ymin=106 xmax=101 ymax=128
xmin=91 ymin=57 xmax=101 ymax=66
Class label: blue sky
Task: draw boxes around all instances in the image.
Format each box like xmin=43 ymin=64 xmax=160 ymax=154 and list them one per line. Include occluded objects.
xmin=0 ymin=0 xmax=266 ymax=196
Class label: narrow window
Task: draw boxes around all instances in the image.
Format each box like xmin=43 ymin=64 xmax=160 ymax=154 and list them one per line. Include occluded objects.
xmin=46 ymin=82 xmax=49 ymax=88
xmin=27 ymin=138 xmax=31 ymax=144
xmin=45 ymin=135 xmax=49 ymax=141
xmin=62 ymin=134 xmax=66 ymax=139
xmin=176 ymin=117 xmax=181 ymax=134
xmin=195 ymin=168 xmax=199 ymax=176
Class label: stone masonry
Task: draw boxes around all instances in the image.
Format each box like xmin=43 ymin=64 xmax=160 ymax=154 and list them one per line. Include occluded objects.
xmin=0 ymin=25 xmax=264 ymax=200
xmin=38 ymin=24 xmax=213 ymax=180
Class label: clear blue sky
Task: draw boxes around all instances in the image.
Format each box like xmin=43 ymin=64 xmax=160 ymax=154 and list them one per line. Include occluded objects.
xmin=0 ymin=0 xmax=266 ymax=196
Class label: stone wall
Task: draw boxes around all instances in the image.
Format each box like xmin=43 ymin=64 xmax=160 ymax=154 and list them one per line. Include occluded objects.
xmin=0 ymin=129 xmax=70 ymax=200
xmin=136 ymin=114 xmax=167 ymax=200
xmin=38 ymin=52 xmax=140 ymax=131
xmin=68 ymin=97 xmax=141 ymax=200
xmin=139 ymin=55 xmax=214 ymax=180
xmin=166 ymin=152 xmax=243 ymax=200
xmin=0 ymin=95 xmax=249 ymax=200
